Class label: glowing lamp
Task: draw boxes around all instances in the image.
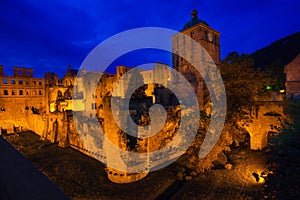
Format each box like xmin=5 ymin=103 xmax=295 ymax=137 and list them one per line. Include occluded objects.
xmin=258 ymin=176 xmax=265 ymax=184
xmin=266 ymin=85 xmax=272 ymax=90
xmin=50 ymin=103 xmax=56 ymax=112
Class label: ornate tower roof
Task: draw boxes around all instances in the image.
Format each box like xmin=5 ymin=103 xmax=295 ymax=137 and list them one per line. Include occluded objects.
xmin=182 ymin=9 xmax=209 ymax=30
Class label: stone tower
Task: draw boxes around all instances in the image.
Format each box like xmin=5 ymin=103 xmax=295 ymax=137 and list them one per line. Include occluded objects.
xmin=103 ymin=96 xmax=149 ymax=183
xmin=172 ymin=9 xmax=221 ymax=109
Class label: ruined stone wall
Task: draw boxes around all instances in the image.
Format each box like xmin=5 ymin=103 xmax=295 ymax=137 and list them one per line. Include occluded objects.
xmin=47 ymin=86 xmax=73 ymax=112
xmin=43 ymin=113 xmax=64 ymax=142
xmin=0 ymin=97 xmax=46 ymax=133
xmin=0 ymin=66 xmax=46 ymax=133
xmin=26 ymin=113 xmax=46 ymax=136
xmin=75 ymin=72 xmax=115 ymax=119
xmin=67 ymin=117 xmax=87 ymax=152
xmin=136 ymin=107 xmax=180 ymax=153
xmin=239 ymin=102 xmax=284 ymax=150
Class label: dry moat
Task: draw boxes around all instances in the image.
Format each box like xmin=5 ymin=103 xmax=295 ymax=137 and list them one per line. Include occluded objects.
xmin=2 ymin=131 xmax=274 ymax=200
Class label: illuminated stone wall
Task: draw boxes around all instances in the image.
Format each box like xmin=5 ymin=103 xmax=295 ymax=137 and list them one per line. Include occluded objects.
xmin=239 ymin=102 xmax=284 ymax=150
xmin=0 ymin=66 xmax=46 ymax=134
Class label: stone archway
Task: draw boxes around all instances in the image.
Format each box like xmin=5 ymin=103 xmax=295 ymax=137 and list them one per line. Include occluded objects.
xmin=238 ymin=102 xmax=284 ymax=150
xmin=239 ymin=131 xmax=250 ymax=148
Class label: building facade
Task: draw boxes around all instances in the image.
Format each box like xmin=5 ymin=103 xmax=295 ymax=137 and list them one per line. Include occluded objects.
xmin=0 ymin=66 xmax=45 ymax=132
xmin=285 ymin=53 xmax=300 ymax=100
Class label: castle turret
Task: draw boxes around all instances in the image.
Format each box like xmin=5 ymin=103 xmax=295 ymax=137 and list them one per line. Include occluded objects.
xmin=103 ymin=96 xmax=149 ymax=183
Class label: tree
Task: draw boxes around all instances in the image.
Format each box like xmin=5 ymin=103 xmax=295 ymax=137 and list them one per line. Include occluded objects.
xmin=264 ymin=59 xmax=286 ymax=90
xmin=220 ymin=52 xmax=271 ymax=121
xmin=266 ymin=101 xmax=300 ymax=199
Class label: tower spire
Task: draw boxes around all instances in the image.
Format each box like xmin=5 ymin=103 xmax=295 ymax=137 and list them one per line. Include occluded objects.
xmin=191 ymin=9 xmax=199 ymax=19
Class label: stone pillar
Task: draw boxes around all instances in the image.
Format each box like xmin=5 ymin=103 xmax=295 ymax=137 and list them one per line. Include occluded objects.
xmin=58 ymin=111 xmax=69 ymax=148
xmin=40 ymin=114 xmax=49 ymax=141
xmin=250 ymin=131 xmax=268 ymax=150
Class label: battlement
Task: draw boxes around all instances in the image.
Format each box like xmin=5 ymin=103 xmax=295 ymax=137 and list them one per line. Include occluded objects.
xmin=13 ymin=66 xmax=33 ymax=77
xmin=0 ymin=66 xmax=34 ymax=77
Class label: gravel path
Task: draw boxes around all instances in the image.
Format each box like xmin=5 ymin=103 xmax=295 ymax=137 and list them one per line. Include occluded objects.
xmin=167 ymin=148 xmax=267 ymax=200
xmin=4 ymin=131 xmax=268 ymax=199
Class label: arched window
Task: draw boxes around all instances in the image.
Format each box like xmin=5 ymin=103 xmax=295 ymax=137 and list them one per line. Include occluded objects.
xmin=57 ymin=90 xmax=63 ymax=97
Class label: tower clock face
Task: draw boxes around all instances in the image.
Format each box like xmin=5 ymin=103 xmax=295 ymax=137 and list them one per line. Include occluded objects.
xmin=208 ymin=32 xmax=213 ymax=42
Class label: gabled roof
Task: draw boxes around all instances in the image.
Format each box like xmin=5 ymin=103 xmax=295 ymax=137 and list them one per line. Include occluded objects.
xmin=285 ymin=53 xmax=300 ymax=71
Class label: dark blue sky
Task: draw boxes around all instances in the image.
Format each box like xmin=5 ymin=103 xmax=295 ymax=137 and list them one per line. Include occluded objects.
xmin=0 ymin=0 xmax=299 ymax=77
